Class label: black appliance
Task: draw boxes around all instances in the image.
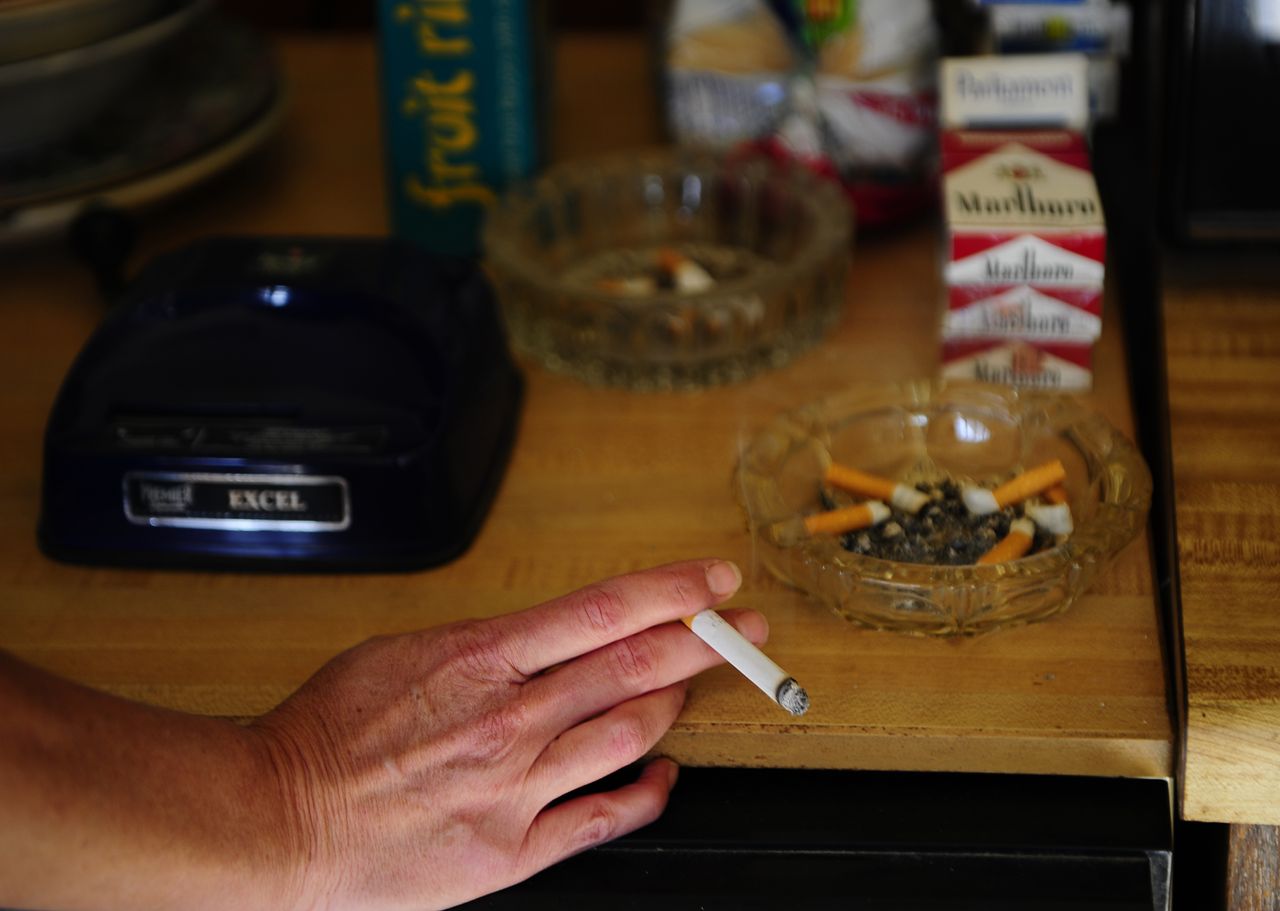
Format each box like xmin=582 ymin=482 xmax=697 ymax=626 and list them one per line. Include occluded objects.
xmin=39 ymin=236 xmax=522 ymax=571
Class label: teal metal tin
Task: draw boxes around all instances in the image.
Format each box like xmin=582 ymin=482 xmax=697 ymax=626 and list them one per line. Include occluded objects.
xmin=377 ymin=0 xmax=541 ymax=257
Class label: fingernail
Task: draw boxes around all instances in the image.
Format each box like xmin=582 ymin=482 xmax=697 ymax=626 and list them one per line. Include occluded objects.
xmin=664 ymin=759 xmax=680 ymax=788
xmin=705 ymin=560 xmax=742 ymax=596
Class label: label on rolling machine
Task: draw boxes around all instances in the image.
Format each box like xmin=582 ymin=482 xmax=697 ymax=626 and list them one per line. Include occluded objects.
xmin=110 ymin=421 xmax=388 ymax=455
xmin=123 ymin=472 xmax=351 ymax=531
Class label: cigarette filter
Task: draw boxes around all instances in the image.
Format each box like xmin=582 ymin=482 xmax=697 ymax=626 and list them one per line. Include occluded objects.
xmin=658 ymin=248 xmax=714 ymax=294
xmin=1025 ymin=501 xmax=1074 ymax=535
xmin=596 ymin=276 xmax=657 ymax=297
xmin=824 ymin=463 xmax=929 ymax=514
xmin=802 ymin=500 xmax=891 ymax=537
xmin=978 ymin=517 xmax=1037 ymax=564
xmin=963 ymin=459 xmax=1067 ymax=515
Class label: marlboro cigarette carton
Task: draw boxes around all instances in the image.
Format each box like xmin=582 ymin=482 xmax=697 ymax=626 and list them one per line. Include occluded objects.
xmin=941 ymin=128 xmax=1103 ymax=279
xmin=940 ymin=132 xmax=1106 ymax=355
xmin=944 ymin=283 xmax=1102 ymax=341
xmin=940 ymin=337 xmax=1094 ymax=391
xmin=936 ymin=56 xmax=1104 ymax=391
xmin=945 ymin=231 xmax=1106 ymax=286
xmin=943 ymin=140 xmax=1104 ymax=250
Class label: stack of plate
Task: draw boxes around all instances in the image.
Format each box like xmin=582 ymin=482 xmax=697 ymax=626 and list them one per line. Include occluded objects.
xmin=0 ymin=0 xmax=167 ymax=61
xmin=0 ymin=0 xmax=207 ymax=159
xmin=0 ymin=0 xmax=283 ymax=244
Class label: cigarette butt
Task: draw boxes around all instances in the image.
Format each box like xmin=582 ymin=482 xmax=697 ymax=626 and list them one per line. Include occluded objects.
xmin=991 ymin=460 xmax=1067 ymax=508
xmin=1045 ymin=486 xmax=1069 ymax=505
xmin=978 ymin=517 xmax=1037 ymax=564
xmin=682 ymin=609 xmax=809 ymax=716
xmin=963 ymin=459 xmax=1067 ymax=515
xmin=824 ymin=463 xmax=929 ymax=514
xmin=889 ymin=485 xmax=930 ymax=514
xmin=961 ymin=486 xmax=1000 ymax=515
xmin=658 ymin=247 xmax=714 ymax=294
xmin=801 ymin=500 xmax=891 ymax=536
xmin=595 ymin=276 xmax=655 ymax=296
xmin=1025 ymin=501 xmax=1074 ymax=535
xmin=657 ymin=247 xmax=684 ymax=274
xmin=825 ymin=463 xmax=894 ymax=500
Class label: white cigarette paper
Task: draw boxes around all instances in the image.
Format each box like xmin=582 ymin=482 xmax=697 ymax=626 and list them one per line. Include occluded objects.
xmin=683 ymin=609 xmax=810 ymax=716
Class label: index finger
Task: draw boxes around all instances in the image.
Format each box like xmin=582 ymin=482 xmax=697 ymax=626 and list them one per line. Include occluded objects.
xmin=492 ymin=559 xmax=743 ymax=677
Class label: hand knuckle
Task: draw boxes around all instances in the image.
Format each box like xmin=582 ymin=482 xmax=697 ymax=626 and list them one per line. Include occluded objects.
xmin=442 ymin=620 xmax=510 ymax=681
xmin=572 ymin=584 xmax=630 ymax=639
xmin=610 ymin=636 xmax=659 ymax=690
xmin=661 ymin=566 xmax=700 ymax=615
xmin=464 ymin=700 xmax=530 ymax=764
xmin=576 ymin=802 xmax=620 ymax=849
xmin=607 ymin=715 xmax=653 ymax=763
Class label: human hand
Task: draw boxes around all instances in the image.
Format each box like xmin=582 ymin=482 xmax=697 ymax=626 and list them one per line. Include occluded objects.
xmin=250 ymin=559 xmax=765 ymax=911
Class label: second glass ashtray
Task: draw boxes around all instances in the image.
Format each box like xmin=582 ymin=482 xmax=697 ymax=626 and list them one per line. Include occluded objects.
xmin=482 ymin=147 xmax=852 ymax=392
xmin=734 ymin=381 xmax=1152 ymax=636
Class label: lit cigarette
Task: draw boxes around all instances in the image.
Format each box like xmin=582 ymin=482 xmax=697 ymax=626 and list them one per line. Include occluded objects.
xmin=977 ymin=517 xmax=1037 ymax=564
xmin=683 ymin=609 xmax=810 ymax=716
xmin=962 ymin=459 xmax=1067 ymax=515
xmin=824 ymin=462 xmax=929 ymax=513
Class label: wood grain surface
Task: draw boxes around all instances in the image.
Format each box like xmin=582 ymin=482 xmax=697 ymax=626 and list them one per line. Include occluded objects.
xmin=1164 ymin=255 xmax=1280 ymax=824
xmin=0 ymin=34 xmax=1171 ymax=780
xmin=1227 ymin=824 xmax=1280 ymax=911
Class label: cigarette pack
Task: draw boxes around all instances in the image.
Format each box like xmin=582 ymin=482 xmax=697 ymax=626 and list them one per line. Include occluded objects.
xmin=946 ymin=229 xmax=1105 ymax=281
xmin=935 ymin=58 xmax=1105 ymax=391
xmin=943 ymin=283 xmax=1102 ymax=341
xmin=942 ymin=137 xmax=1104 ymax=244
xmin=939 ymin=54 xmax=1090 ymax=132
xmin=940 ymin=337 xmax=1094 ymax=391
xmin=377 ymin=0 xmax=543 ymax=257
xmin=939 ymin=131 xmax=1106 ymax=363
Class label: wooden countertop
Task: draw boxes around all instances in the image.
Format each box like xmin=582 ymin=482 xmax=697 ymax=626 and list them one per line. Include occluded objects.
xmin=1164 ymin=253 xmax=1280 ymax=824
xmin=0 ymin=33 xmax=1172 ymax=780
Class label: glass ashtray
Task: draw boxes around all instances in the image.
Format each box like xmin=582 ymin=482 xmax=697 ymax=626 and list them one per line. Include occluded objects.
xmin=734 ymin=381 xmax=1153 ymax=636
xmin=482 ymin=147 xmax=852 ymax=391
